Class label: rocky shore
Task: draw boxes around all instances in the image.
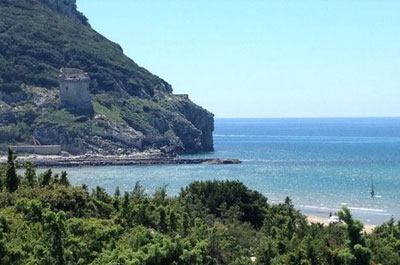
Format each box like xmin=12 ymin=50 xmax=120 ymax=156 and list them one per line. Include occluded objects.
xmin=0 ymin=152 xmax=241 ymax=168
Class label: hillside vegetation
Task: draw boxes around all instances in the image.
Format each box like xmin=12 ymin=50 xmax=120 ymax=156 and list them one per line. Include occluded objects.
xmin=0 ymin=150 xmax=400 ymax=264
xmin=0 ymin=0 xmax=213 ymax=155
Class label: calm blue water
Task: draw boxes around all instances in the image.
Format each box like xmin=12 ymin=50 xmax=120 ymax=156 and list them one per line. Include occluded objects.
xmin=43 ymin=118 xmax=400 ymax=225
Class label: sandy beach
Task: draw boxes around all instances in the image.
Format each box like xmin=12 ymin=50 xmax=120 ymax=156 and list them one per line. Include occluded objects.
xmin=306 ymin=214 xmax=376 ymax=233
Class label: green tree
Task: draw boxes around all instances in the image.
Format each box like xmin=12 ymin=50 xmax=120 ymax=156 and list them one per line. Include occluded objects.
xmin=158 ymin=207 xmax=167 ymax=233
xmin=337 ymin=248 xmax=356 ymax=265
xmin=114 ymin=186 xmax=121 ymax=197
xmin=257 ymin=238 xmax=273 ymax=265
xmin=338 ymin=207 xmax=371 ymax=265
xmin=24 ymin=161 xmax=36 ymax=186
xmin=5 ymin=147 xmax=19 ymax=192
xmin=0 ymin=216 xmax=8 ymax=261
xmin=169 ymin=211 xmax=178 ymax=233
xmin=131 ymin=181 xmax=145 ymax=202
xmin=339 ymin=207 xmax=365 ymax=247
xmin=113 ymin=186 xmax=121 ymax=211
xmin=353 ymin=244 xmax=371 ymax=265
xmin=181 ymin=212 xmax=190 ymax=236
xmin=43 ymin=210 xmax=67 ymax=265
xmin=59 ymin=171 xmax=69 ymax=186
xmin=122 ymin=192 xmax=130 ymax=219
xmin=39 ymin=169 xmax=52 ymax=186
xmin=52 ymin=173 xmax=60 ymax=184
xmin=154 ymin=185 xmax=167 ymax=205
xmin=0 ymin=164 xmax=5 ymax=189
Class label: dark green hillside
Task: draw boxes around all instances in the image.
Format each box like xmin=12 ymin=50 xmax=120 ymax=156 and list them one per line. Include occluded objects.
xmin=0 ymin=0 xmax=168 ymax=97
xmin=0 ymin=0 xmax=213 ymax=154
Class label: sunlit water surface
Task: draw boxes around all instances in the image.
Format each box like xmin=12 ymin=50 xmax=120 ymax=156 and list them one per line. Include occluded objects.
xmin=40 ymin=118 xmax=400 ymax=225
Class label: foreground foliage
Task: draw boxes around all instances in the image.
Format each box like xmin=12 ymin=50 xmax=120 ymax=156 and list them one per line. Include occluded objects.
xmin=0 ymin=153 xmax=400 ymax=264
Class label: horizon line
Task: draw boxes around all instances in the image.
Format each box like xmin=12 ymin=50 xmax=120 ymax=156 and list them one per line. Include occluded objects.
xmin=214 ymin=116 xmax=400 ymax=119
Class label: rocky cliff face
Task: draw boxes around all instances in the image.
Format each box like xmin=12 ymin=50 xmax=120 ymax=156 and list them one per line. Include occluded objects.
xmin=0 ymin=0 xmax=214 ymax=155
xmin=30 ymin=95 xmax=214 ymax=155
xmin=167 ymin=97 xmax=214 ymax=153
xmin=37 ymin=0 xmax=89 ymax=25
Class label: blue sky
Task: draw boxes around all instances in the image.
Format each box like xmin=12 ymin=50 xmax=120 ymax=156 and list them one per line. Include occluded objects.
xmin=77 ymin=1 xmax=400 ymax=118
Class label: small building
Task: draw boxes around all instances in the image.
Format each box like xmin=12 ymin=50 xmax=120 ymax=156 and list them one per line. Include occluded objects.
xmin=59 ymin=68 xmax=93 ymax=114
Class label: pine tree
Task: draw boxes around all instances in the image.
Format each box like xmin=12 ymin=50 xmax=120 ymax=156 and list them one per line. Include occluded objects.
xmin=0 ymin=166 xmax=4 ymax=190
xmin=131 ymin=181 xmax=145 ymax=202
xmin=0 ymin=217 xmax=7 ymax=260
xmin=114 ymin=186 xmax=121 ymax=197
xmin=5 ymin=147 xmax=19 ymax=192
xmin=43 ymin=210 xmax=67 ymax=265
xmin=169 ymin=211 xmax=177 ymax=232
xmin=181 ymin=212 xmax=190 ymax=235
xmin=122 ymin=192 xmax=130 ymax=218
xmin=59 ymin=171 xmax=69 ymax=186
xmin=113 ymin=186 xmax=121 ymax=211
xmin=24 ymin=162 xmax=36 ymax=186
xmin=52 ymin=173 xmax=60 ymax=184
xmin=158 ymin=207 xmax=167 ymax=233
xmin=39 ymin=169 xmax=52 ymax=186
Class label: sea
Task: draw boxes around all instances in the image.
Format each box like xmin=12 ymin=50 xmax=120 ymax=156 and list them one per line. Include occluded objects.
xmin=44 ymin=118 xmax=400 ymax=225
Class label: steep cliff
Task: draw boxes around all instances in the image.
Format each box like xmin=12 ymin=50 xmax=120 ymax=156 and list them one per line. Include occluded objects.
xmin=37 ymin=0 xmax=89 ymax=25
xmin=0 ymin=0 xmax=214 ymax=155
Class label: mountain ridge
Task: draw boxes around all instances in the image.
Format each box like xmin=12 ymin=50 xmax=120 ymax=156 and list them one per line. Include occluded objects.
xmin=38 ymin=0 xmax=89 ymax=26
xmin=0 ymin=0 xmax=214 ymax=155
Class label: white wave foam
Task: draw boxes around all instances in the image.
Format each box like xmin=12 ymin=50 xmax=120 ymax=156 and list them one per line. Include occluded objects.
xmin=300 ymin=205 xmax=333 ymax=211
xmin=299 ymin=205 xmax=386 ymax=215
xmin=348 ymin=207 xmax=384 ymax=213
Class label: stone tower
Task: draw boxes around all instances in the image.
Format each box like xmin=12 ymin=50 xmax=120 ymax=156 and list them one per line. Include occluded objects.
xmin=59 ymin=68 xmax=93 ymax=115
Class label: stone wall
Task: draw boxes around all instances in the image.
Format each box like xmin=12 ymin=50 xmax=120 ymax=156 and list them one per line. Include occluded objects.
xmin=10 ymin=145 xmax=61 ymax=155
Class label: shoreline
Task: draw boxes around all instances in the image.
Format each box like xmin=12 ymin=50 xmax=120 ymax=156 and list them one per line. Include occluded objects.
xmin=306 ymin=214 xmax=376 ymax=233
xmin=0 ymin=153 xmax=242 ymax=167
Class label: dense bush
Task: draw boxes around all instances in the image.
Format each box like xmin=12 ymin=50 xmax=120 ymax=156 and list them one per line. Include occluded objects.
xmin=0 ymin=83 xmax=22 ymax=93
xmin=1 ymin=151 xmax=400 ymax=264
xmin=180 ymin=180 xmax=269 ymax=228
xmin=0 ymin=123 xmax=33 ymax=143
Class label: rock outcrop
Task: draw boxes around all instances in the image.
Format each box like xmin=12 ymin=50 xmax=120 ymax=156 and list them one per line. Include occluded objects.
xmin=37 ymin=0 xmax=89 ymax=25
xmin=3 ymin=155 xmax=242 ymax=168
xmin=172 ymin=97 xmax=214 ymax=152
xmin=34 ymin=122 xmax=88 ymax=155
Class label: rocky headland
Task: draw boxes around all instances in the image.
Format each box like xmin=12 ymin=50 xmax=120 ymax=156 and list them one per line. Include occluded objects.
xmin=0 ymin=0 xmax=214 ymax=156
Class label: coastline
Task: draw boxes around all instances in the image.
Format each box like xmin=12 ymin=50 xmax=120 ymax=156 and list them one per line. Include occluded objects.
xmin=0 ymin=153 xmax=241 ymax=167
xmin=306 ymin=214 xmax=376 ymax=233
xmin=0 ymin=152 xmax=384 ymax=231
